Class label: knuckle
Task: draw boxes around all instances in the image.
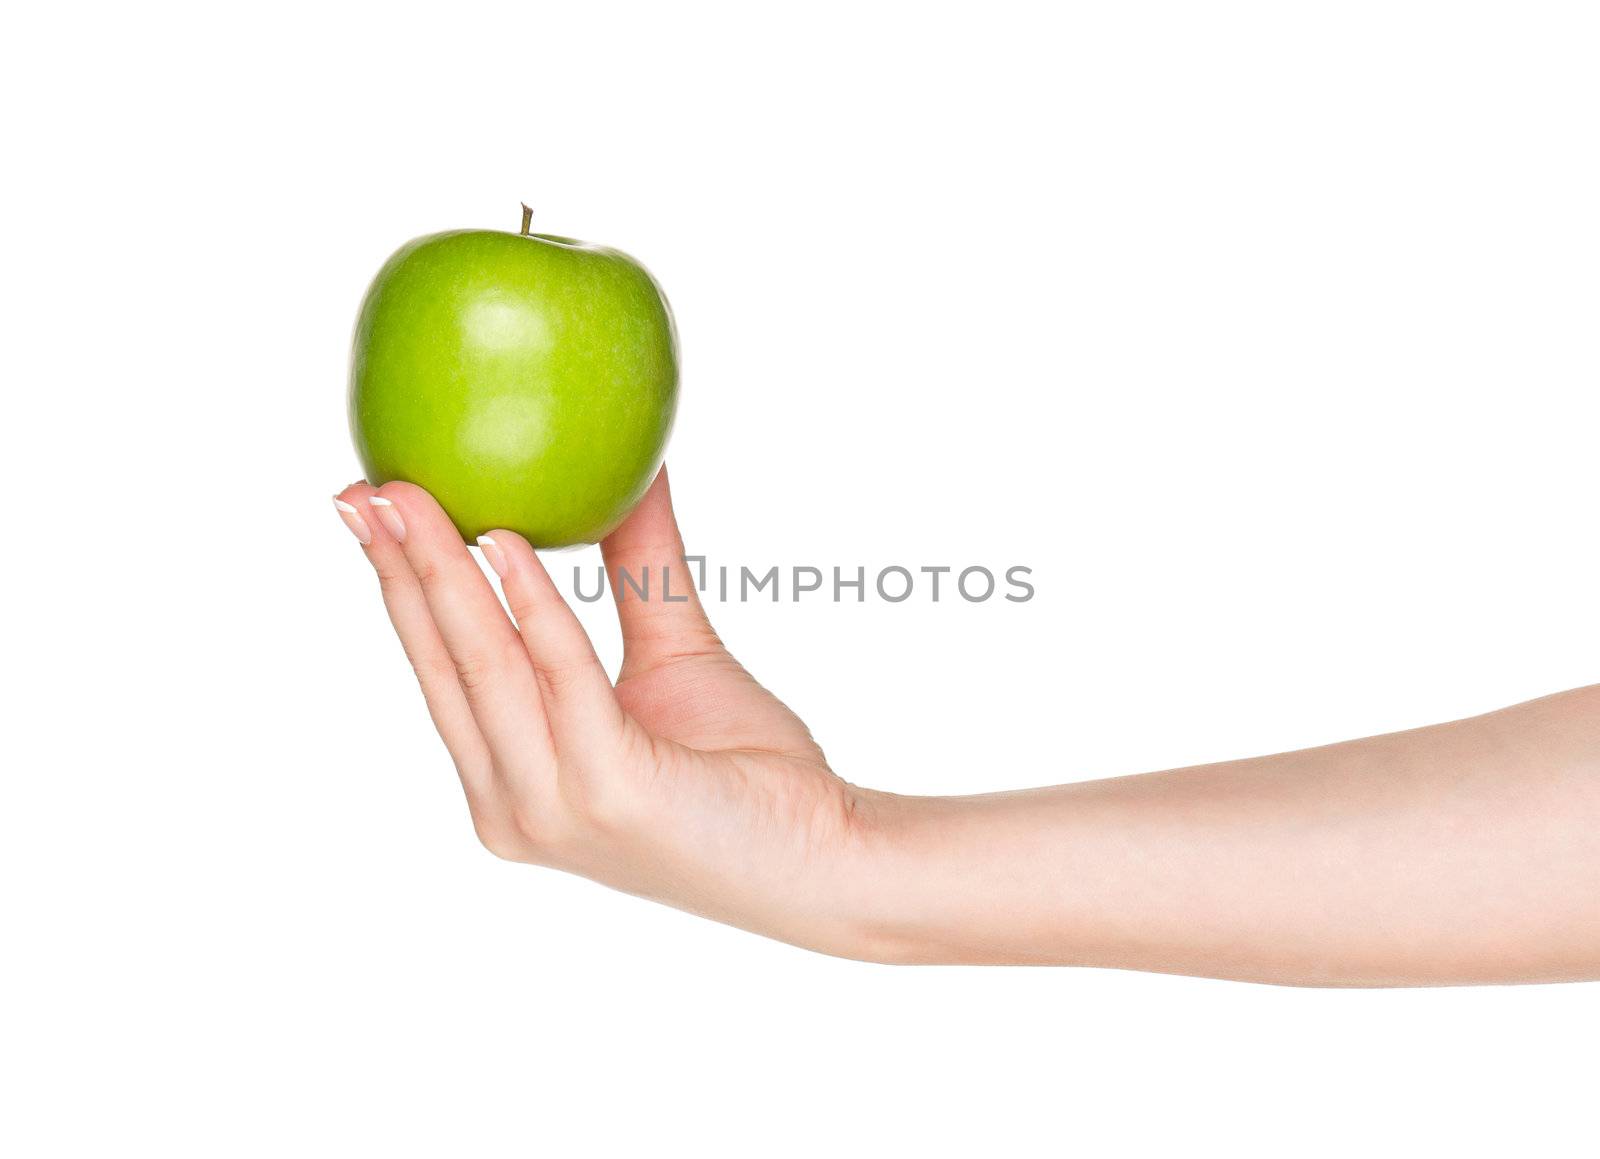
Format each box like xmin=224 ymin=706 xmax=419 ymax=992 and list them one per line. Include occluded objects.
xmin=509 ymin=802 xmax=557 ymax=855
xmin=569 ymin=734 xmax=655 ymax=836
xmin=471 ymin=815 xmax=527 ymax=862
xmin=373 ymin=560 xmax=413 ymax=596
xmin=533 ymin=655 xmax=592 ymax=699
xmin=471 ymin=797 xmax=561 ymax=864
xmin=454 ymin=652 xmax=499 ymax=693
xmin=592 ymin=782 xmax=651 ymax=843
xmin=506 ymin=594 xmax=538 ymax=628
xmin=409 ymin=555 xmax=442 ymax=587
xmin=455 ymin=634 xmax=527 ymax=695
xmin=576 ymin=779 xmax=631 ymax=836
xmin=401 ymin=641 xmax=457 ymax=691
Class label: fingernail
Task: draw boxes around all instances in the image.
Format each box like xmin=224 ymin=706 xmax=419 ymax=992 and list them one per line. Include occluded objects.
xmin=369 ymin=496 xmax=406 ymax=542
xmin=478 ymin=535 xmax=509 ymax=578
xmin=332 ymin=498 xmax=372 ymax=545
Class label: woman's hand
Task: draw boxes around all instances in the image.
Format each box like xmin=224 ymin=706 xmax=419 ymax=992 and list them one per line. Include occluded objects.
xmin=335 ymin=471 xmax=1600 ymax=984
xmin=334 ymin=469 xmax=880 ymax=957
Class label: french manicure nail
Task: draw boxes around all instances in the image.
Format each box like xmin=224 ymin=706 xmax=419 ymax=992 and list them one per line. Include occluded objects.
xmin=478 ymin=535 xmax=509 ymax=578
xmin=332 ymin=498 xmax=372 ymax=545
xmin=369 ymin=496 xmax=406 ymax=542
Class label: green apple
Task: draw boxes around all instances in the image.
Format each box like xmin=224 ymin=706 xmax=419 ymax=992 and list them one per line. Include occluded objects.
xmin=349 ymin=208 xmax=678 ymax=547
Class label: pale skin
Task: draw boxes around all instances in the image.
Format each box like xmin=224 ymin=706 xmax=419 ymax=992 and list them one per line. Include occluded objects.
xmin=333 ymin=470 xmax=1600 ymax=986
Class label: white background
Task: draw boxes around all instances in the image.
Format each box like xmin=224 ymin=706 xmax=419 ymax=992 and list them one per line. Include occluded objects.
xmin=5 ymin=1 xmax=1598 ymax=1154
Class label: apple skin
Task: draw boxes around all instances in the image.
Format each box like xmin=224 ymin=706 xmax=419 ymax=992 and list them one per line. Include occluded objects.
xmin=349 ymin=228 xmax=678 ymax=547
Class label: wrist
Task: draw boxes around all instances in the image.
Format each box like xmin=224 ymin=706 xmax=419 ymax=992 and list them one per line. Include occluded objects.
xmin=824 ymin=787 xmax=962 ymax=965
xmin=826 ymin=786 xmax=1093 ymax=966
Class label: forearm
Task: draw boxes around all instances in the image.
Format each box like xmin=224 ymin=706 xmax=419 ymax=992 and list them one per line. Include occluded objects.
xmin=841 ymin=686 xmax=1600 ymax=984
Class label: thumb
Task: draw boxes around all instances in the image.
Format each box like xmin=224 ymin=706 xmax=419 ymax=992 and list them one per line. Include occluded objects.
xmin=600 ymin=466 xmax=725 ymax=678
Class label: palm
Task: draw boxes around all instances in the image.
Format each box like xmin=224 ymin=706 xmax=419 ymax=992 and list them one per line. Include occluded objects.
xmin=614 ymin=649 xmax=825 ymax=763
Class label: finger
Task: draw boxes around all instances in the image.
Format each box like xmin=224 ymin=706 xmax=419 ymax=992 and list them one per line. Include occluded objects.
xmin=334 ymin=482 xmax=492 ymax=797
xmin=477 ymin=529 xmax=627 ymax=755
xmin=369 ymin=482 xmax=554 ymax=772
xmin=599 ymin=466 xmax=725 ymax=679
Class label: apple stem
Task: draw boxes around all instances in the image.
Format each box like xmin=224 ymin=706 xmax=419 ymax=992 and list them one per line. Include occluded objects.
xmin=520 ymin=204 xmax=533 ymax=236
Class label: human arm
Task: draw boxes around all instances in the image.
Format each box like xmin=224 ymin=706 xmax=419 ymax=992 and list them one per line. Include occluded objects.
xmin=333 ymin=472 xmax=1600 ymax=985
